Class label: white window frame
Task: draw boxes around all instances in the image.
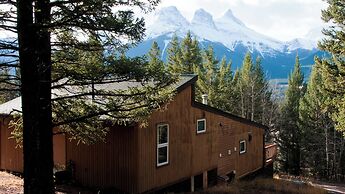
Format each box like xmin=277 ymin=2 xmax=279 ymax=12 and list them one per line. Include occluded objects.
xmin=196 ymin=119 xmax=206 ymax=134
xmin=157 ymin=124 xmax=169 ymax=167
xmin=239 ymin=140 xmax=246 ymax=154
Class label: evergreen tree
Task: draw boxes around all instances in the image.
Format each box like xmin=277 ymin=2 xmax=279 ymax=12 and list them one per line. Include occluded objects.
xmin=214 ymin=57 xmax=235 ymax=111
xmin=299 ymin=57 xmax=345 ymax=180
xmin=318 ymin=0 xmax=345 ymax=136
xmin=299 ymin=58 xmax=334 ymax=178
xmin=195 ymin=46 xmax=219 ymax=104
xmin=179 ymin=32 xmax=201 ymax=73
xmin=147 ymin=41 xmax=165 ymax=75
xmin=0 ymin=1 xmax=175 ymax=193
xmin=236 ymin=52 xmax=254 ymax=119
xmin=278 ymin=55 xmax=304 ymax=175
xmin=0 ymin=68 xmax=19 ymax=103
xmin=167 ymin=35 xmax=182 ymax=74
xmin=251 ymin=57 xmax=270 ymax=122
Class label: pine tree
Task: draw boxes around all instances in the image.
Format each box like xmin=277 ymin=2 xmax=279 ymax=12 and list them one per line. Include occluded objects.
xmin=0 ymin=1 xmax=173 ymax=193
xmin=299 ymin=58 xmax=334 ymax=178
xmin=318 ymin=0 xmax=345 ymax=136
xmin=147 ymin=41 xmax=165 ymax=75
xmin=252 ymin=57 xmax=271 ymax=123
xmin=167 ymin=35 xmax=182 ymax=74
xmin=195 ymin=46 xmax=219 ymax=104
xmin=237 ymin=52 xmax=254 ymax=119
xmin=0 ymin=68 xmax=19 ymax=103
xmin=179 ymin=32 xmax=201 ymax=74
xmin=214 ymin=57 xmax=235 ymax=111
xmin=279 ymin=55 xmax=304 ymax=175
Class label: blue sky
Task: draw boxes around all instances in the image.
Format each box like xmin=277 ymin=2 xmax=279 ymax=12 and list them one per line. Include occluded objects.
xmin=150 ymin=0 xmax=328 ymax=41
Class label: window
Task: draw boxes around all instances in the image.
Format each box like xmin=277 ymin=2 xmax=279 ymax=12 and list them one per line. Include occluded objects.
xmin=157 ymin=124 xmax=169 ymax=166
xmin=239 ymin=140 xmax=246 ymax=154
xmin=197 ymin=119 xmax=206 ymax=134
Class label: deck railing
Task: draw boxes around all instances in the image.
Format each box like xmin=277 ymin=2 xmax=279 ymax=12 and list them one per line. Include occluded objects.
xmin=265 ymin=143 xmax=277 ymax=165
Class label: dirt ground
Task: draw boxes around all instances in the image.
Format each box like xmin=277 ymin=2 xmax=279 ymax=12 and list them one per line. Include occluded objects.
xmin=312 ymin=182 xmax=345 ymax=194
xmin=0 ymin=171 xmax=23 ymax=194
xmin=0 ymin=171 xmax=345 ymax=194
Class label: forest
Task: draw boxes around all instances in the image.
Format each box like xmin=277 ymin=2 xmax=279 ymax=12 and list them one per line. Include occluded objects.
xmin=0 ymin=0 xmax=344 ymax=193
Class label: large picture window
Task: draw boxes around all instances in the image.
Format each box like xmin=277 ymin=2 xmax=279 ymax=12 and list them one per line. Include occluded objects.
xmin=157 ymin=124 xmax=169 ymax=166
xmin=197 ymin=119 xmax=206 ymax=134
xmin=240 ymin=140 xmax=246 ymax=154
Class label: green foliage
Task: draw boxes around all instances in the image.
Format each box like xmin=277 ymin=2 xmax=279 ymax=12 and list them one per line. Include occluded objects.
xmin=298 ymin=57 xmax=345 ymax=180
xmin=167 ymin=35 xmax=182 ymax=73
xmin=51 ymin=36 xmax=176 ymax=144
xmin=147 ymin=41 xmax=165 ymax=77
xmin=233 ymin=52 xmax=272 ymax=123
xmin=0 ymin=67 xmax=20 ymax=104
xmin=278 ymin=55 xmax=304 ymax=175
xmin=318 ymin=0 xmax=345 ymax=136
xmin=6 ymin=3 xmax=179 ymax=145
xmin=179 ymin=32 xmax=202 ymax=74
xmin=195 ymin=46 xmax=219 ymax=103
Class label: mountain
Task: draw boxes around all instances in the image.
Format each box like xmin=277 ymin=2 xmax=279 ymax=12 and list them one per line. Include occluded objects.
xmin=128 ymin=6 xmax=328 ymax=79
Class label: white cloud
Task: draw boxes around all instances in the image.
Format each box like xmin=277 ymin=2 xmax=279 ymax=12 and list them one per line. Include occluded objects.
xmin=151 ymin=0 xmax=328 ymax=41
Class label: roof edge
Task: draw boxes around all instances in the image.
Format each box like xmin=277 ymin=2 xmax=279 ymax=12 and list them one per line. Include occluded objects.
xmin=176 ymin=75 xmax=198 ymax=93
xmin=192 ymin=101 xmax=269 ymax=130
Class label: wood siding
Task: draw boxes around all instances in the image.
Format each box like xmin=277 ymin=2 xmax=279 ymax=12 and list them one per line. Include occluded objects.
xmin=0 ymin=117 xmax=66 ymax=172
xmin=137 ymin=84 xmax=218 ymax=193
xmin=53 ymin=133 xmax=66 ymax=166
xmin=217 ymin=119 xmax=264 ymax=177
xmin=66 ymin=125 xmax=139 ymax=193
xmin=137 ymin=85 xmax=264 ymax=192
xmin=0 ymin=117 xmax=23 ymax=172
xmin=66 ymin=82 xmax=266 ymax=193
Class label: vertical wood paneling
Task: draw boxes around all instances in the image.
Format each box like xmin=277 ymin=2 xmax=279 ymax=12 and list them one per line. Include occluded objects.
xmin=66 ymin=125 xmax=139 ymax=193
xmin=66 ymin=84 xmax=266 ymax=193
xmin=53 ymin=133 xmax=65 ymax=166
xmin=0 ymin=117 xmax=23 ymax=172
xmin=0 ymin=117 xmax=67 ymax=173
xmin=137 ymin=85 xmax=265 ymax=193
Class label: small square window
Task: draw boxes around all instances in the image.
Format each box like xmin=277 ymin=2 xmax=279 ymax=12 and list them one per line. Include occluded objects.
xmin=240 ymin=140 xmax=246 ymax=154
xmin=197 ymin=119 xmax=206 ymax=134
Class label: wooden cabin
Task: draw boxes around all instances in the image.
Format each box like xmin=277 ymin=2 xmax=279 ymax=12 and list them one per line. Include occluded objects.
xmin=0 ymin=75 xmax=273 ymax=193
xmin=66 ymin=75 xmax=267 ymax=193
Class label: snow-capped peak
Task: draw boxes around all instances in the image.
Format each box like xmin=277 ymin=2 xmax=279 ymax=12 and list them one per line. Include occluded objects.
xmin=144 ymin=6 xmax=318 ymax=54
xmin=145 ymin=6 xmax=190 ymax=38
xmin=191 ymin=9 xmax=217 ymax=30
xmin=221 ymin=9 xmax=245 ymax=27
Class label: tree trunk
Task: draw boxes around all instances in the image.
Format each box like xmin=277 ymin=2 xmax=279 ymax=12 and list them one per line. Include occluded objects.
xmin=17 ymin=0 xmax=54 ymax=193
xmin=333 ymin=128 xmax=336 ymax=179
xmin=251 ymin=85 xmax=254 ymax=121
xmin=325 ymin=127 xmax=329 ymax=177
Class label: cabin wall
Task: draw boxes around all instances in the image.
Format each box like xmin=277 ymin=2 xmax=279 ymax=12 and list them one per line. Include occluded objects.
xmin=53 ymin=133 xmax=66 ymax=167
xmin=216 ymin=117 xmax=264 ymax=177
xmin=0 ymin=116 xmax=67 ymax=172
xmin=66 ymin=125 xmax=139 ymax=193
xmin=0 ymin=117 xmax=23 ymax=172
xmin=137 ymin=85 xmax=219 ymax=193
xmin=137 ymin=85 xmax=265 ymax=192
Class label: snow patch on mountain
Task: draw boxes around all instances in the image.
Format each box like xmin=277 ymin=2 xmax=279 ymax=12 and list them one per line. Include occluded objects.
xmin=286 ymin=38 xmax=316 ymax=51
xmin=191 ymin=9 xmax=217 ymax=30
